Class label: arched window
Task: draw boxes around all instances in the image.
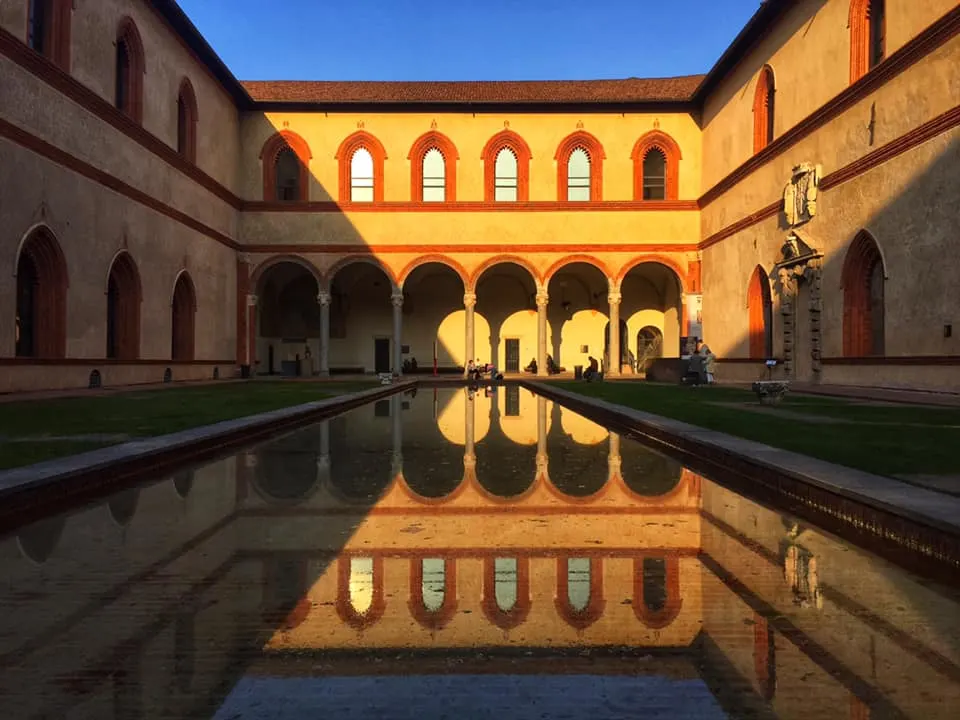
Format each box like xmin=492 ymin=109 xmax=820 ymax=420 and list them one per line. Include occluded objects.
xmin=555 ymin=131 xmax=604 ymax=202
xmin=337 ymin=131 xmax=387 ymax=203
xmin=171 ymin=272 xmax=196 ymax=361
xmin=747 ymin=266 xmax=773 ymax=359
xmin=409 ymin=131 xmax=458 ymax=202
xmin=482 ymin=130 xmax=532 ymax=202
xmin=842 ymin=230 xmax=885 ymax=356
xmin=260 ymin=131 xmax=311 ymax=202
xmin=27 ymin=0 xmax=71 ymax=70
xmin=850 ymin=0 xmax=886 ymax=83
xmin=632 ymin=131 xmax=682 ymax=201
xmin=421 ymin=149 xmax=445 ymax=201
xmin=176 ymin=79 xmax=198 ymax=163
xmin=106 ymin=252 xmax=141 ymax=360
xmin=115 ymin=18 xmax=145 ymax=123
xmin=753 ymin=65 xmax=776 ymax=153
xmin=15 ymin=226 xmax=68 ymax=359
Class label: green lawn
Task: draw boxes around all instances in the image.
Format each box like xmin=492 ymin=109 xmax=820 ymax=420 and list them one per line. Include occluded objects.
xmin=0 ymin=380 xmax=375 ymax=470
xmin=556 ymin=381 xmax=960 ymax=478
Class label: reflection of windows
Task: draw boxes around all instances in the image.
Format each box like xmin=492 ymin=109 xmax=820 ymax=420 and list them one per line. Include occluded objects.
xmin=567 ymin=558 xmax=591 ymax=611
xmin=642 ymin=557 xmax=667 ymax=611
xmin=421 ymin=558 xmax=445 ymax=611
xmin=494 ymin=557 xmax=518 ymax=611
xmin=505 ymin=385 xmax=520 ymax=416
xmin=348 ymin=556 xmax=375 ymax=614
xmin=566 ymin=147 xmax=591 ymax=201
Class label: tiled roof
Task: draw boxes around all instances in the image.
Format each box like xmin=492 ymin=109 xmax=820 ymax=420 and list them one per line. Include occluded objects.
xmin=241 ymin=76 xmax=705 ymax=105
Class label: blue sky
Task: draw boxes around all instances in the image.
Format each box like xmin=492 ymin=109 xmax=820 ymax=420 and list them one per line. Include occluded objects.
xmin=176 ymin=0 xmax=762 ymax=82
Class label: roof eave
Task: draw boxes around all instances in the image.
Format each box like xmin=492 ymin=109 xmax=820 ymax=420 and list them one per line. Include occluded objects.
xmin=248 ymin=99 xmax=698 ymax=113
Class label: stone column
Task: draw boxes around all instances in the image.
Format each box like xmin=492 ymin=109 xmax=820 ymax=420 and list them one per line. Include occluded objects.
xmin=391 ymin=289 xmax=404 ymax=375
xmin=317 ymin=290 xmax=331 ymax=377
xmin=608 ymin=288 xmax=621 ymax=376
xmin=536 ymin=289 xmax=549 ymax=377
xmin=246 ymin=294 xmax=257 ymax=373
xmin=464 ymin=290 xmax=476 ymax=376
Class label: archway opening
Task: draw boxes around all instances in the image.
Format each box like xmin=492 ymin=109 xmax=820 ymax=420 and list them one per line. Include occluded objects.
xmin=254 ymin=431 xmax=321 ymax=505
xmin=329 ymin=261 xmax=395 ymax=373
xmin=15 ymin=228 xmax=67 ymax=359
xmin=106 ymin=253 xmax=141 ymax=360
xmin=842 ymin=231 xmax=885 ymax=357
xmin=636 ymin=326 xmax=663 ymax=374
xmin=256 ymin=261 xmax=320 ymax=376
xmin=620 ymin=262 xmax=684 ymax=365
xmin=171 ymin=273 xmax=196 ymax=361
xmin=326 ymin=407 xmax=393 ymax=504
xmin=546 ymin=262 xmax=609 ymax=374
xmin=402 ymin=262 xmax=466 ymax=373
xmin=748 ymin=267 xmax=773 ymax=359
xmin=474 ymin=261 xmax=539 ymax=373
xmin=620 ymin=440 xmax=683 ymax=498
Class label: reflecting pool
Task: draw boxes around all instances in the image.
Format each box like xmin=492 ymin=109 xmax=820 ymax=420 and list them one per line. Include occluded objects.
xmin=1 ymin=387 xmax=958 ymax=719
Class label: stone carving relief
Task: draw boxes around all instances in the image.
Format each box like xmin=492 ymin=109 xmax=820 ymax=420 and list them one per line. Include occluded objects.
xmin=772 ymin=229 xmax=823 ymax=380
xmin=782 ymin=162 xmax=822 ymax=227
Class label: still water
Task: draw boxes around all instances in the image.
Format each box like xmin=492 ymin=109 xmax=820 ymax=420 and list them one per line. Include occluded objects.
xmin=1 ymin=387 xmax=958 ymax=719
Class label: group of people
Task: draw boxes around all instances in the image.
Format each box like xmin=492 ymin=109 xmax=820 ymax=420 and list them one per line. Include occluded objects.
xmin=685 ymin=340 xmax=717 ymax=386
xmin=467 ymin=359 xmax=503 ymax=383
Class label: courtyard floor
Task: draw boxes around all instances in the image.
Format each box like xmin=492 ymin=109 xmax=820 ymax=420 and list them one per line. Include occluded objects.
xmin=0 ymin=379 xmax=375 ymax=470
xmin=556 ymin=380 xmax=960 ymax=494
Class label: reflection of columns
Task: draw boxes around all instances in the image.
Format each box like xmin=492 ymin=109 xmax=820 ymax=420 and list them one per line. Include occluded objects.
xmin=536 ymin=289 xmax=549 ymax=377
xmin=391 ymin=290 xmax=403 ymax=375
xmin=317 ymin=291 xmax=331 ymax=376
xmin=464 ymin=291 xmax=476 ymax=376
xmin=536 ymin=395 xmax=548 ymax=478
xmin=608 ymin=289 xmax=621 ymax=376
xmin=464 ymin=388 xmax=476 ymax=481
xmin=246 ymin=294 xmax=257 ymax=368
xmin=391 ymin=395 xmax=403 ymax=477
xmin=317 ymin=420 xmax=330 ymax=481
xmin=607 ymin=432 xmax=622 ymax=483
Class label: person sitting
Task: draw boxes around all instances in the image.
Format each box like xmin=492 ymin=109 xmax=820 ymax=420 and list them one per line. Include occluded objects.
xmin=685 ymin=349 xmax=705 ymax=386
xmin=524 ymin=358 xmax=538 ymax=374
xmin=583 ymin=355 xmax=601 ymax=382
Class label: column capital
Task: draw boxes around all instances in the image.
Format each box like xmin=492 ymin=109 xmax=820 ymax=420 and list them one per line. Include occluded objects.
xmin=246 ymin=293 xmax=257 ymax=307
xmin=317 ymin=290 xmax=331 ymax=306
xmin=463 ymin=291 xmax=477 ymax=309
xmin=391 ymin=291 xmax=404 ymax=308
xmin=607 ymin=291 xmax=622 ymax=306
xmin=535 ymin=290 xmax=549 ymax=308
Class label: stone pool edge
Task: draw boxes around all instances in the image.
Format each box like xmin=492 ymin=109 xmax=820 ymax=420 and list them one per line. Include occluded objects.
xmin=0 ymin=380 xmax=415 ymax=522
xmin=524 ymin=380 xmax=960 ymax=558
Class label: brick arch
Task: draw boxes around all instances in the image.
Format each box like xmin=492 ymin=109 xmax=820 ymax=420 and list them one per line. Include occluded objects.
xmin=747 ymin=265 xmax=773 ymax=359
xmin=115 ymin=16 xmax=145 ymax=123
xmin=481 ymin=129 xmax=532 ymax=202
xmin=105 ymin=251 xmax=141 ymax=360
xmin=842 ymin=229 xmax=886 ymax=357
xmin=554 ymin=557 xmax=605 ymax=631
xmin=849 ymin=0 xmax=886 ymax=83
xmin=631 ymin=130 xmax=682 ymax=201
xmin=555 ymin=130 xmax=605 ymax=202
xmin=543 ymin=255 xmax=611 ymax=285
xmin=260 ymin=130 xmax=312 ymax=202
xmin=481 ymin=556 xmax=531 ymax=631
xmin=408 ymin=557 xmax=458 ymax=631
xmin=176 ymin=77 xmax=198 ymax=162
xmin=469 ymin=254 xmax=542 ymax=291
xmin=632 ymin=554 xmax=683 ymax=629
xmin=335 ymin=555 xmax=385 ymax=631
xmin=326 ymin=255 xmax=398 ymax=290
xmin=14 ymin=225 xmax=68 ymax=359
xmin=336 ymin=130 xmax=387 ymax=203
xmin=615 ymin=256 xmax=688 ymax=293
xmin=398 ymin=255 xmax=468 ymax=288
xmin=250 ymin=254 xmax=323 ymax=290
xmin=408 ymin=131 xmax=459 ymax=202
xmin=753 ymin=65 xmax=776 ymax=153
xmin=171 ymin=270 xmax=196 ymax=361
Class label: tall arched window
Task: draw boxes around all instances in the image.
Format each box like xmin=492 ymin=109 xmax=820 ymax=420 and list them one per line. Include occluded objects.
xmin=753 ymin=65 xmax=776 ymax=153
xmin=337 ymin=131 xmax=387 ymax=203
xmin=555 ymin=131 xmax=604 ymax=202
xmin=106 ymin=252 xmax=142 ymax=360
xmin=482 ymin=130 xmax=532 ymax=202
xmin=850 ymin=0 xmax=886 ymax=83
xmin=115 ymin=18 xmax=145 ymax=123
xmin=642 ymin=149 xmax=667 ymax=200
xmin=351 ymin=148 xmax=375 ymax=202
xmin=27 ymin=0 xmax=71 ymax=70
xmin=176 ymin=79 xmax=198 ymax=163
xmin=408 ymin=131 xmax=458 ymax=202
xmin=632 ymin=131 xmax=682 ymax=201
xmin=567 ymin=148 xmax=591 ymax=201
xmin=421 ymin=149 xmax=445 ymax=202
xmin=260 ymin=130 xmax=311 ymax=202
xmin=747 ymin=266 xmax=773 ymax=359
xmin=171 ymin=272 xmax=196 ymax=361
xmin=842 ymin=230 xmax=885 ymax=356
xmin=275 ymin=148 xmax=300 ymax=201
xmin=15 ymin=227 xmax=68 ymax=359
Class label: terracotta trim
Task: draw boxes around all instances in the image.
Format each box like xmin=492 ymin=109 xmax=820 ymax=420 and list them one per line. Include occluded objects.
xmin=700 ymin=104 xmax=960 ymax=251
xmin=240 ymin=199 xmax=699 ymax=213
xmin=841 ymin=230 xmax=883 ymax=357
xmin=260 ymin=130 xmax=312 ymax=202
xmin=242 ymin=243 xmax=697 ymax=255
xmin=614 ymin=254 xmax=689 ymax=293
xmin=747 ymin=265 xmax=772 ymax=359
xmin=481 ymin=556 xmax=531 ymax=630
xmin=408 ymin=557 xmax=458 ymax=631
xmin=0 ymin=117 xmax=238 ymax=249
xmin=631 ymin=130 xmax=682 ymax=201
xmin=176 ymin=77 xmax=198 ymax=163
xmin=0 ymin=26 xmax=241 ymax=208
xmin=698 ymin=7 xmax=960 ymax=209
xmin=752 ymin=65 xmax=776 ymax=153
xmin=14 ymin=225 xmax=68 ymax=359
xmin=481 ymin=129 xmax=532 ymax=202
xmin=469 ymin=254 xmax=543 ymax=288
xmin=408 ymin=131 xmax=458 ymax=202
xmin=822 ymin=355 xmax=960 ymax=366
xmin=115 ymin=17 xmax=145 ymax=125
xmin=336 ymin=130 xmax=387 ymax=204
xmin=335 ymin=555 xmax=386 ymax=631
xmin=543 ymin=254 xmax=611 ymax=284
xmin=397 ymin=255 xmax=469 ymax=287
xmin=632 ymin=554 xmax=683 ymax=629
xmin=554 ymin=557 xmax=605 ymax=630
xmin=850 ymin=0 xmax=886 ymax=84
xmin=554 ymin=130 xmax=605 ymax=202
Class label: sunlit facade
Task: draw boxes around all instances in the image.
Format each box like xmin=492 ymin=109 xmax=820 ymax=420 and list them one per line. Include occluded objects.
xmin=1 ymin=0 xmax=957 ymax=392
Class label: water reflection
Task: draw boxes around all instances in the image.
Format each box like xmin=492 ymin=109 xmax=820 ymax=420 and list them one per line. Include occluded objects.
xmin=0 ymin=387 xmax=958 ymax=719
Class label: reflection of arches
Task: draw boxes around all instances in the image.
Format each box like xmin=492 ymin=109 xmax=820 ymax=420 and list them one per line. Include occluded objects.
xmin=15 ymin=225 xmax=68 ymax=359
xmin=336 ymin=555 xmax=385 ymax=631
xmin=620 ymin=444 xmax=684 ymax=499
xmin=482 ymin=556 xmax=531 ymax=630
xmin=262 ymin=556 xmax=310 ymax=629
xmin=401 ymin=452 xmax=463 ymax=500
xmin=408 ymin=557 xmax=458 ymax=630
xmin=173 ymin=470 xmax=193 ymax=498
xmin=470 ymin=254 xmax=542 ymax=289
xmin=632 ymin=555 xmax=682 ymax=629
xmin=105 ymin=251 xmax=142 ymax=360
xmin=16 ymin=516 xmax=66 ymax=564
xmin=555 ymin=557 xmax=605 ymax=630
xmin=253 ymin=433 xmax=321 ymax=505
xmin=636 ymin=326 xmax=663 ymax=372
xmin=747 ymin=266 xmax=773 ymax=359
xmin=327 ymin=415 xmax=393 ymax=503
xmin=842 ymin=230 xmax=885 ymax=357
xmin=171 ymin=271 xmax=197 ymax=361
xmin=108 ymin=489 xmax=140 ymax=526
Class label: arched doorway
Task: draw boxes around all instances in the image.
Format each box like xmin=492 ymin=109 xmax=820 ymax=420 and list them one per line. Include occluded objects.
xmin=619 ymin=261 xmax=684 ymax=361
xmin=401 ymin=261 xmax=466 ymax=373
xmin=106 ymin=252 xmax=142 ymax=360
xmin=842 ymin=231 xmax=885 ymax=356
xmin=636 ymin=325 xmax=663 ymax=374
xmin=747 ymin=266 xmax=773 ymax=359
xmin=15 ymin=227 xmax=68 ymax=358
xmin=328 ymin=260 xmax=396 ymax=373
xmin=474 ymin=259 xmax=540 ymax=372
xmin=546 ymin=260 xmax=609 ymax=374
xmin=171 ymin=272 xmax=196 ymax=361
xmin=256 ymin=261 xmax=321 ymax=376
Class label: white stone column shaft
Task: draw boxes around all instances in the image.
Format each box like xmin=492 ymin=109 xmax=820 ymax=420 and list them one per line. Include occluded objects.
xmin=608 ymin=289 xmax=622 ymax=376
xmin=536 ymin=290 xmax=549 ymax=377
xmin=317 ymin=291 xmax=331 ymax=376
xmin=391 ymin=290 xmax=403 ymax=375
xmin=464 ymin=290 xmax=477 ymax=376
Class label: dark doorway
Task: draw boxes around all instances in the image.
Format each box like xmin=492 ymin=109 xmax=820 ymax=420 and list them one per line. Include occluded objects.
xmin=15 ymin=253 xmax=37 ymax=357
xmin=268 ymin=344 xmax=275 ymax=375
xmin=374 ymin=337 xmax=391 ymax=373
xmin=504 ymin=338 xmax=520 ymax=372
